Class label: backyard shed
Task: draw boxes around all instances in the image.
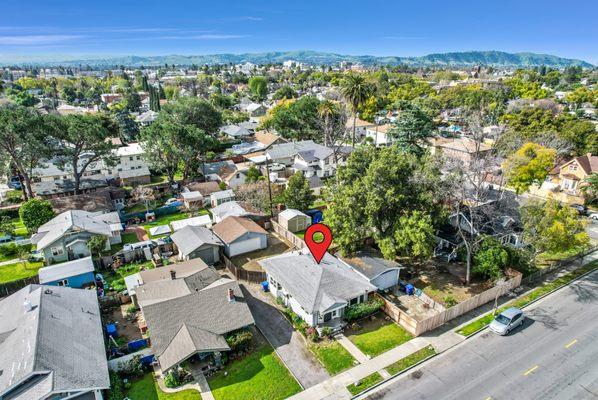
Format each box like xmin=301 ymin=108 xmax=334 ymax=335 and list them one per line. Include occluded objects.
xmin=38 ymin=256 xmax=96 ymax=288
xmin=340 ymin=249 xmax=402 ymax=291
xmin=171 ymin=225 xmax=223 ymax=264
xmin=278 ymin=209 xmax=311 ymax=233
xmin=181 ymin=191 xmax=203 ymax=210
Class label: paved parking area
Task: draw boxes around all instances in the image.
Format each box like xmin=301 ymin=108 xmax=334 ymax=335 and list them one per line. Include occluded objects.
xmin=240 ymin=283 xmax=330 ymax=388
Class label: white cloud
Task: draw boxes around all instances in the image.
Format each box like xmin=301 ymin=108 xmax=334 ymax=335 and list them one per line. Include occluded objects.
xmin=0 ymin=35 xmax=82 ymax=45
xmin=160 ymin=34 xmax=246 ymax=40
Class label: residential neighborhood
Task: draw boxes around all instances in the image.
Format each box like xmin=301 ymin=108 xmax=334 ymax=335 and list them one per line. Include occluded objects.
xmin=0 ymin=3 xmax=597 ymax=400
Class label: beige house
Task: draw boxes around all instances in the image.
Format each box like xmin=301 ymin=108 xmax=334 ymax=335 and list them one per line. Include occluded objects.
xmin=530 ymin=153 xmax=597 ymax=204
xmin=430 ymin=137 xmax=492 ymax=166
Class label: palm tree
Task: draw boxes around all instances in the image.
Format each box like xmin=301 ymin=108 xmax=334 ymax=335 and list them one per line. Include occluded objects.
xmin=339 ymin=74 xmax=374 ymax=147
xmin=317 ymin=100 xmax=337 ymax=147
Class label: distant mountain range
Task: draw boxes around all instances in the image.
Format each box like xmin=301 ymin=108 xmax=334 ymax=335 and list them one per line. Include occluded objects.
xmin=1 ymin=50 xmax=593 ymax=68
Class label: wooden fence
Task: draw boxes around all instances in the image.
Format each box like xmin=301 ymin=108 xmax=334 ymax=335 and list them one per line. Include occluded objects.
xmin=221 ymin=254 xmax=267 ymax=284
xmin=380 ymin=271 xmax=523 ymax=336
xmin=270 ymin=219 xmax=306 ymax=249
xmin=0 ymin=275 xmax=39 ymax=297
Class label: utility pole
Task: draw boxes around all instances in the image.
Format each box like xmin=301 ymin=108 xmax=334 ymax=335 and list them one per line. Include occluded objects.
xmin=265 ymin=154 xmax=274 ymax=218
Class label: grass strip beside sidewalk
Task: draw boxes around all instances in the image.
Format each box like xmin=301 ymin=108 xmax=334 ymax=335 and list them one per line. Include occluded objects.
xmin=385 ymin=346 xmax=436 ymax=376
xmin=457 ymin=260 xmax=598 ymax=337
xmin=346 ymin=372 xmax=383 ymax=396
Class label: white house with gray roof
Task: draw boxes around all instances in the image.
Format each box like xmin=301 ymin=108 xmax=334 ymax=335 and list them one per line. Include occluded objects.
xmin=0 ymin=285 xmax=109 ymax=400
xmin=266 ymin=140 xmax=352 ymax=179
xmin=31 ymin=210 xmax=122 ymax=265
xmin=259 ymin=249 xmax=376 ymax=331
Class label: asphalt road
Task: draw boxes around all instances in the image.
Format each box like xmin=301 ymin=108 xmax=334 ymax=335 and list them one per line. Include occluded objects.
xmin=364 ymin=269 xmax=598 ymax=400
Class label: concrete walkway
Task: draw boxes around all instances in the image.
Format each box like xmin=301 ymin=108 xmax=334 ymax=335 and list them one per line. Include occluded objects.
xmin=0 ymin=258 xmax=20 ymax=266
xmin=334 ymin=334 xmax=369 ymax=363
xmin=193 ymin=372 xmax=215 ymax=400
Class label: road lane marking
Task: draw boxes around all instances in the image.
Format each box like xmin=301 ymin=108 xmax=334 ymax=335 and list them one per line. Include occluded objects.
xmin=524 ymin=365 xmax=539 ymax=376
xmin=565 ymin=339 xmax=578 ymax=348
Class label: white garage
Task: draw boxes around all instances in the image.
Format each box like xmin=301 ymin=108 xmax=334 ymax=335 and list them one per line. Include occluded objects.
xmin=213 ymin=216 xmax=268 ymax=257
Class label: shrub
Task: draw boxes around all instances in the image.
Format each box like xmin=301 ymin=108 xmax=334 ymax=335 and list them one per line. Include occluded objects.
xmin=19 ymin=198 xmax=55 ymax=232
xmin=320 ymin=326 xmax=333 ymax=338
xmin=226 ymin=330 xmax=253 ymax=352
xmin=164 ymin=367 xmax=192 ymax=388
xmin=0 ymin=243 xmax=31 ymax=258
xmin=306 ymin=327 xmax=319 ymax=342
xmin=344 ymin=298 xmax=384 ymax=322
xmin=443 ymin=295 xmax=457 ymax=308
xmin=106 ymin=371 xmax=125 ymax=400
xmin=117 ymin=355 xmax=144 ymax=378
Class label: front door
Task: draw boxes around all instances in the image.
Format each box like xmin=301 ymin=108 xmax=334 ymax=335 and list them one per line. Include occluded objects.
xmin=323 ymin=312 xmax=332 ymax=322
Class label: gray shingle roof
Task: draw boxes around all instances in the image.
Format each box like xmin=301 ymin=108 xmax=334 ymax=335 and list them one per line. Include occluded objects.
xmin=339 ymin=250 xmax=402 ymax=280
xmin=141 ymin=279 xmax=254 ymax=371
xmin=38 ymin=256 xmax=95 ymax=284
xmin=266 ymin=140 xmax=333 ymax=162
xmin=0 ymin=285 xmax=109 ymax=398
xmin=259 ymin=249 xmax=377 ymax=314
xmin=170 ymin=225 xmax=223 ymax=256
xmin=33 ymin=210 xmax=114 ymax=251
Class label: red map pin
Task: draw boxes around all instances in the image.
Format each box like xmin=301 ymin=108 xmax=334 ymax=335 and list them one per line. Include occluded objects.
xmin=304 ymin=223 xmax=333 ymax=264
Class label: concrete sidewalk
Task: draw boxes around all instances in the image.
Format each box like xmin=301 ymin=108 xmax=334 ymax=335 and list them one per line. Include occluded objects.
xmin=335 ymin=334 xmax=369 ymax=363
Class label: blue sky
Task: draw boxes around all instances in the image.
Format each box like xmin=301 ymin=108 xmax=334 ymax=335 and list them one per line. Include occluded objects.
xmin=1 ymin=0 xmax=596 ymax=63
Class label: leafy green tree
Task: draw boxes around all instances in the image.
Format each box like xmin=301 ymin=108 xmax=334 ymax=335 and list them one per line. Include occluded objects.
xmin=88 ymin=235 xmax=107 ymax=259
xmin=112 ymin=111 xmax=139 ymax=142
xmin=245 ymin=165 xmax=262 ymax=183
xmin=473 ymin=237 xmax=508 ymax=280
xmin=581 ymin=173 xmax=598 ymax=204
xmin=521 ymin=199 xmax=590 ymax=256
xmin=503 ymin=143 xmax=556 ymax=194
xmin=160 ymin=97 xmax=222 ymax=134
xmin=51 ymin=114 xmax=117 ymax=194
xmin=272 ymin=85 xmax=297 ymax=100
xmin=0 ymin=105 xmax=51 ymax=199
xmin=327 ymin=146 xmax=446 ymax=259
xmin=282 ymin=172 xmax=315 ymax=212
xmin=248 ymin=76 xmax=268 ymax=101
xmin=19 ymin=199 xmax=55 ymax=232
xmin=261 ymin=96 xmax=322 ymax=141
xmin=388 ymin=102 xmax=435 ymax=156
xmin=340 ymin=74 xmax=375 ymax=146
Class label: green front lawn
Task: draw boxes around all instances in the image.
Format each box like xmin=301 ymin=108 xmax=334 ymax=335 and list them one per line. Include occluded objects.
xmin=104 ymin=260 xmax=154 ymax=292
xmin=346 ymin=317 xmax=413 ymax=357
xmin=0 ymin=261 xmax=44 ymax=284
xmin=386 ymin=346 xmax=436 ymax=375
xmin=126 ymin=373 xmax=201 ymax=400
xmin=457 ymin=260 xmax=598 ymax=336
xmin=11 ymin=218 xmax=28 ymax=236
xmin=208 ymin=343 xmax=301 ymax=400
xmin=309 ymin=340 xmax=356 ymax=375
xmin=346 ymin=372 xmax=383 ymax=396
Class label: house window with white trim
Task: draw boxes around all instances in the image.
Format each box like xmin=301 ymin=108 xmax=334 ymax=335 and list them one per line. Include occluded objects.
xmin=57 ymin=279 xmax=68 ymax=286
xmin=51 ymin=246 xmax=64 ymax=256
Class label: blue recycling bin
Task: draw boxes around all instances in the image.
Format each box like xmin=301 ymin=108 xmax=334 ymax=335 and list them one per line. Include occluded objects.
xmin=261 ymin=281 xmax=270 ymax=292
xmin=405 ymin=284 xmax=415 ymax=295
xmin=106 ymin=323 xmax=118 ymax=338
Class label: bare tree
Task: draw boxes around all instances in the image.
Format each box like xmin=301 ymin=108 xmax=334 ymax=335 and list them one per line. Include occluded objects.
xmin=131 ymin=186 xmax=156 ymax=213
xmin=446 ymin=111 xmax=517 ymax=284
xmin=317 ymin=100 xmax=349 ymax=162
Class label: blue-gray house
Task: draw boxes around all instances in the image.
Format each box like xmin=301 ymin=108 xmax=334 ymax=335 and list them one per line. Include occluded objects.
xmin=38 ymin=256 xmax=96 ymax=288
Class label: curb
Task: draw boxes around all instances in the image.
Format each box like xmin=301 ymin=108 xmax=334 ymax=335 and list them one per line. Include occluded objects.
xmin=351 ymin=351 xmax=437 ymax=399
xmin=456 ymin=262 xmax=598 ymax=338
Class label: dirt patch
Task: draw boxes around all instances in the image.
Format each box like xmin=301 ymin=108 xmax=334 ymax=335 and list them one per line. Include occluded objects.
xmin=231 ymin=233 xmax=291 ymax=272
xmin=107 ymin=304 xmax=144 ymax=343
xmin=402 ymin=259 xmax=490 ymax=305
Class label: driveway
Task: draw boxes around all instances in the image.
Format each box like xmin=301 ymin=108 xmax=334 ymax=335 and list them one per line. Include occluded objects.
xmin=240 ymin=284 xmax=330 ymax=388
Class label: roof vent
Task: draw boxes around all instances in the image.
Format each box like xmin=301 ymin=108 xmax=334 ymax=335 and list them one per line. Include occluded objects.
xmin=227 ymin=288 xmax=235 ymax=302
xmin=170 ymin=270 xmax=176 ymax=280
xmin=24 ymin=299 xmax=33 ymax=312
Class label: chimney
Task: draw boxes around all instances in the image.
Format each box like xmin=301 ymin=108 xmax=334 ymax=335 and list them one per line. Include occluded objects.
xmin=170 ymin=270 xmax=176 ymax=280
xmin=227 ymin=288 xmax=235 ymax=302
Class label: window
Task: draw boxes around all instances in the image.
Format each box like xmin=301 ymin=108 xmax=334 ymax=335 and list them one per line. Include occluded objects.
xmin=359 ymin=294 xmax=365 ymax=303
xmin=569 ymin=164 xmax=578 ymax=171
xmin=136 ymin=156 xmax=141 ymax=160
xmin=350 ymin=298 xmax=358 ymax=305
xmin=129 ymin=156 xmax=134 ymax=161
xmin=51 ymin=246 xmax=64 ymax=256
xmin=57 ymin=279 xmax=68 ymax=286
